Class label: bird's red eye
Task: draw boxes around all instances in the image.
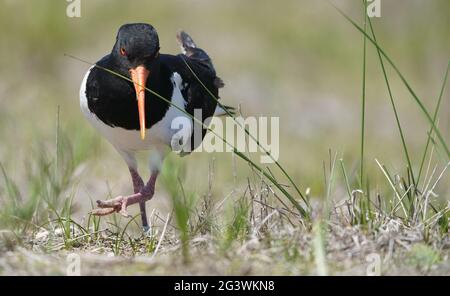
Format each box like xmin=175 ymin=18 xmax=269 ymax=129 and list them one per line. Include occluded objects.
xmin=120 ymin=48 xmax=127 ymax=56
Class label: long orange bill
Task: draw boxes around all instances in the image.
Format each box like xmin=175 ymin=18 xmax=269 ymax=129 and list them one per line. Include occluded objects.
xmin=130 ymin=65 xmax=150 ymax=140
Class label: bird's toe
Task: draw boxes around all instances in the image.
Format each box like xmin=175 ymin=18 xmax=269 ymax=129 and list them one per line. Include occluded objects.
xmin=91 ymin=207 xmax=117 ymax=216
xmin=96 ymin=198 xmax=122 ymax=208
xmin=119 ymin=208 xmax=132 ymax=218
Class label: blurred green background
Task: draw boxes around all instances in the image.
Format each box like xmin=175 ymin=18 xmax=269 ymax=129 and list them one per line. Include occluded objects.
xmin=0 ymin=0 xmax=449 ymax=217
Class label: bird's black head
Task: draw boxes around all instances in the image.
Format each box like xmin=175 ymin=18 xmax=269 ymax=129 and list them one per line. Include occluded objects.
xmin=113 ymin=23 xmax=160 ymax=69
xmin=111 ymin=23 xmax=160 ymax=140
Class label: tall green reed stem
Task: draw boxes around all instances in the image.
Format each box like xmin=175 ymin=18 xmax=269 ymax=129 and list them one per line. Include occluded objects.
xmin=366 ymin=11 xmax=416 ymax=187
xmin=331 ymin=3 xmax=450 ymax=160
xmin=360 ymin=0 xmax=367 ymax=188
xmin=417 ymin=62 xmax=450 ymax=185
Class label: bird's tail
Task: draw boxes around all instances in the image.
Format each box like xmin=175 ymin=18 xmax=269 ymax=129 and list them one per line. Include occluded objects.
xmin=176 ymin=30 xmax=200 ymax=57
xmin=214 ymin=104 xmax=236 ymax=117
xmin=176 ymin=30 xmax=224 ymax=89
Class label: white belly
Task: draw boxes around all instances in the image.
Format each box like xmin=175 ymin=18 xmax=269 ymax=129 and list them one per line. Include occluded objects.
xmin=79 ymin=67 xmax=190 ymax=152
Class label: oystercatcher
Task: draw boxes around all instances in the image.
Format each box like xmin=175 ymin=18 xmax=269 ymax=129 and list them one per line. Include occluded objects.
xmin=79 ymin=23 xmax=228 ymax=230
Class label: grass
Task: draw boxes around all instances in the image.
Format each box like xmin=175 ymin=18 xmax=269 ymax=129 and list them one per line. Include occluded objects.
xmin=334 ymin=2 xmax=450 ymax=230
xmin=331 ymin=2 xmax=450 ymax=159
xmin=0 ymin=1 xmax=449 ymax=275
xmin=417 ymin=63 xmax=450 ymax=185
xmin=367 ymin=5 xmax=416 ymax=189
xmin=360 ymin=0 xmax=368 ymax=189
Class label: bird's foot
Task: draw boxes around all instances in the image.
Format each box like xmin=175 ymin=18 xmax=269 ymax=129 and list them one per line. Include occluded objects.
xmin=91 ymin=185 xmax=155 ymax=218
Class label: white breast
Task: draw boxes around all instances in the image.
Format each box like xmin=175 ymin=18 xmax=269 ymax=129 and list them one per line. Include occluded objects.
xmin=80 ymin=68 xmax=190 ymax=152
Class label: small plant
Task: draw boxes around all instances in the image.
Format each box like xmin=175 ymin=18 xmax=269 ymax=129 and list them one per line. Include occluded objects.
xmin=224 ymin=196 xmax=250 ymax=247
xmin=407 ymin=244 xmax=441 ymax=272
xmin=112 ymin=214 xmax=140 ymax=256
xmin=160 ymin=155 xmax=197 ymax=263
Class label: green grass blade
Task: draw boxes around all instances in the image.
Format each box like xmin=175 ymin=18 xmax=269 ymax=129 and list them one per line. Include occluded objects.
xmin=367 ymin=13 xmax=416 ymax=186
xmin=360 ymin=0 xmax=367 ymax=188
xmin=375 ymin=159 xmax=408 ymax=218
xmin=417 ymin=62 xmax=450 ymax=184
xmin=339 ymin=159 xmax=352 ymax=200
xmin=234 ymin=150 xmax=308 ymax=218
xmin=325 ymin=151 xmax=338 ymax=216
xmin=331 ymin=3 xmax=450 ymax=159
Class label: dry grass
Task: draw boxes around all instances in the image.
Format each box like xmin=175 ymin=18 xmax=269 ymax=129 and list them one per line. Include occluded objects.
xmin=1 ymin=166 xmax=449 ymax=275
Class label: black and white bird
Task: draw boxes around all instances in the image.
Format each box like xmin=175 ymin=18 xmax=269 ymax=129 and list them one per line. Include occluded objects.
xmin=79 ymin=23 xmax=230 ymax=230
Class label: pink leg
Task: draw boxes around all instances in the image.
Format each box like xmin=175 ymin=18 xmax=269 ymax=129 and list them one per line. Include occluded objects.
xmin=130 ymin=168 xmax=144 ymax=192
xmin=92 ymin=170 xmax=159 ymax=219
xmin=129 ymin=168 xmax=149 ymax=229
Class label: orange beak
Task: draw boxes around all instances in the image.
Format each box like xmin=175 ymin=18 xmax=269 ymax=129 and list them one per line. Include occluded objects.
xmin=130 ymin=65 xmax=150 ymax=140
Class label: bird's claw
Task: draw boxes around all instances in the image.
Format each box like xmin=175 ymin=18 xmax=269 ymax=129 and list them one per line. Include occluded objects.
xmin=91 ymin=197 xmax=128 ymax=217
xmin=119 ymin=209 xmax=132 ymax=218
